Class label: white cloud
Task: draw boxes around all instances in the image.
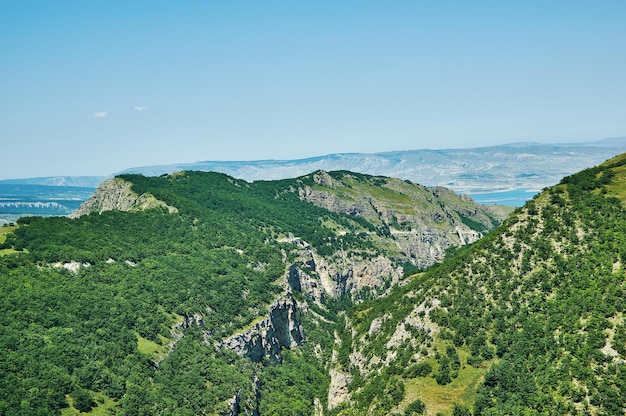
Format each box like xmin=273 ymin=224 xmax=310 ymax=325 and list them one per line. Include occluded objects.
xmin=133 ymin=105 xmax=148 ymax=112
xmin=88 ymin=111 xmax=108 ymax=118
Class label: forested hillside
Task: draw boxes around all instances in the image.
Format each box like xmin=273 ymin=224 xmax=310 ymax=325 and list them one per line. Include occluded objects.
xmin=0 ymin=170 xmax=500 ymax=415
xmin=333 ymin=154 xmax=626 ymax=415
xmin=3 ymin=155 xmax=624 ymax=416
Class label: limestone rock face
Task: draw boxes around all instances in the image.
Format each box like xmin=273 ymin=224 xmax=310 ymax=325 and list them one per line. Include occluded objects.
xmin=298 ymin=184 xmax=373 ymax=219
xmin=296 ymin=171 xmax=503 ymax=269
xmin=284 ymin=236 xmax=403 ymax=300
xmin=218 ymin=297 xmax=304 ymax=363
xmin=69 ymin=177 xmax=177 ymax=218
xmin=316 ymin=253 xmax=401 ymax=298
xmin=327 ymin=369 xmax=352 ymax=410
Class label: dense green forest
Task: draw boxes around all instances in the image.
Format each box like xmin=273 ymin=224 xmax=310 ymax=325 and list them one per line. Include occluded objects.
xmin=0 ymin=171 xmax=384 ymax=415
xmin=1 ymin=157 xmax=625 ymax=415
xmin=1 ymin=169 xmax=498 ymax=415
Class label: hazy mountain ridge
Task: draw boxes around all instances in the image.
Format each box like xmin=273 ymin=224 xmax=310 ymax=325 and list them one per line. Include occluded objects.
xmin=0 ymin=176 xmax=106 ymax=188
xmin=1 ymin=139 xmax=624 ymax=225
xmin=120 ymin=138 xmax=626 ymax=193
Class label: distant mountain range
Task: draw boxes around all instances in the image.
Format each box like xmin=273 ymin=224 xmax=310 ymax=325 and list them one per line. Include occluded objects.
xmin=1 ymin=138 xmax=625 ymax=224
xmin=0 ymin=176 xmax=105 ymax=188
xmin=119 ymin=138 xmax=626 ymax=195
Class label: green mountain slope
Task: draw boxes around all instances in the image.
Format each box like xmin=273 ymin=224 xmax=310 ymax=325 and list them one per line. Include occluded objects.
xmin=0 ymin=170 xmax=501 ymax=415
xmin=291 ymin=170 xmax=508 ymax=270
xmin=337 ymin=155 xmax=626 ymax=415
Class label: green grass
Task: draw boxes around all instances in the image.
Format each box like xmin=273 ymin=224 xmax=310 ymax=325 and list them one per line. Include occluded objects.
xmin=0 ymin=224 xmax=16 ymax=240
xmin=320 ymin=217 xmax=351 ymax=233
xmin=399 ymin=341 xmax=495 ymax=415
xmin=604 ymin=162 xmax=626 ymax=203
xmin=0 ymin=224 xmax=18 ymax=255
xmin=315 ymin=176 xmax=427 ymax=216
xmin=136 ymin=332 xmax=168 ymax=360
xmin=352 ymin=182 xmax=425 ymax=216
xmin=401 ymin=368 xmax=483 ymax=415
xmin=61 ymin=391 xmax=117 ymax=416
xmin=233 ymin=314 xmax=266 ymax=335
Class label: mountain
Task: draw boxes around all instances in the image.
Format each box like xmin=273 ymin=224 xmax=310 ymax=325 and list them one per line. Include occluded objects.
xmin=1 ymin=138 xmax=624 ymax=226
xmin=333 ymin=153 xmax=626 ymax=414
xmin=1 ymin=154 xmax=625 ymax=415
xmin=120 ymin=138 xmax=626 ymax=196
xmin=0 ymin=176 xmax=106 ymax=188
xmin=0 ymin=169 xmax=504 ymax=415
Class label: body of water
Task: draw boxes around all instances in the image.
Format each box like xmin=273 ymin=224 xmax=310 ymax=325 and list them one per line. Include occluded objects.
xmin=468 ymin=188 xmax=540 ymax=207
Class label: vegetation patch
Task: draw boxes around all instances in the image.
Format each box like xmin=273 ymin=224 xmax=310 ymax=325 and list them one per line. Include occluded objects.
xmin=0 ymin=223 xmax=16 ymax=239
xmin=61 ymin=391 xmax=117 ymax=416
xmin=458 ymin=214 xmax=489 ymax=232
xmin=402 ymin=368 xmax=484 ymax=416
xmin=0 ymin=224 xmax=18 ymax=255
xmin=398 ymin=341 xmax=494 ymax=415
xmin=136 ymin=332 xmax=168 ymax=360
xmin=602 ymin=161 xmax=626 ymax=203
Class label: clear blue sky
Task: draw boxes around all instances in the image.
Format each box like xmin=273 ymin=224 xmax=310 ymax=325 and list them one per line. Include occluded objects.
xmin=1 ymin=1 xmax=625 ymax=178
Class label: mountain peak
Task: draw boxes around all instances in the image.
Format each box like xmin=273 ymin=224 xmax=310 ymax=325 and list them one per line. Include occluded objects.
xmin=69 ymin=177 xmax=178 ymax=218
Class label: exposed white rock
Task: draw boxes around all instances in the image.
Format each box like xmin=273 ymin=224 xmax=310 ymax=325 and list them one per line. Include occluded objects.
xmin=69 ymin=177 xmax=178 ymax=218
xmin=310 ymin=250 xmax=402 ymax=299
xmin=283 ymin=235 xmax=402 ymax=301
xmin=314 ymin=398 xmax=324 ymax=416
xmin=327 ymin=369 xmax=352 ymax=410
xmin=53 ymin=261 xmax=91 ymax=273
xmin=386 ymin=300 xmax=439 ymax=350
xmin=217 ymin=297 xmax=304 ymax=363
xmin=160 ymin=313 xmax=205 ymax=364
xmin=368 ymin=316 xmax=385 ymax=336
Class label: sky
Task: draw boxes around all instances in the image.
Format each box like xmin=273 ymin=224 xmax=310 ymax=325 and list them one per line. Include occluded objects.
xmin=1 ymin=1 xmax=625 ymax=179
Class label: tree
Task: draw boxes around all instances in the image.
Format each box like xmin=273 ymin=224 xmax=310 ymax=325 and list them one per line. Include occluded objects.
xmin=405 ymin=399 xmax=426 ymax=415
xmin=452 ymin=403 xmax=472 ymax=416
xmin=71 ymin=389 xmax=95 ymax=413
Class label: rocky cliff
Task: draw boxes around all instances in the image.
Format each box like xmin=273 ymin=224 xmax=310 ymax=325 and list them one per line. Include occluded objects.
xmin=295 ymin=170 xmax=507 ymax=269
xmin=284 ymin=234 xmax=402 ymax=301
xmin=69 ymin=177 xmax=178 ymax=218
xmin=217 ymin=296 xmax=304 ymax=363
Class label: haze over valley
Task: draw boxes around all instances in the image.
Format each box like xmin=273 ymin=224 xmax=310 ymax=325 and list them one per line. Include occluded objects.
xmin=2 ymin=138 xmax=625 ymax=225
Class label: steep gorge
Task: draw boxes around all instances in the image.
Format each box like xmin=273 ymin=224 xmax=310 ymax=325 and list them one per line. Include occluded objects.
xmin=0 ymin=168 xmax=523 ymax=415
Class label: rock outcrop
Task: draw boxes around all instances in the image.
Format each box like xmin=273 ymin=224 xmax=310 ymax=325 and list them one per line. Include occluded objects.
xmin=327 ymin=369 xmax=352 ymax=410
xmin=227 ymin=376 xmax=260 ymax=416
xmin=296 ymin=170 xmax=502 ymax=269
xmin=284 ymin=235 xmax=403 ymax=300
xmin=69 ymin=177 xmax=178 ymax=218
xmin=218 ymin=297 xmax=304 ymax=363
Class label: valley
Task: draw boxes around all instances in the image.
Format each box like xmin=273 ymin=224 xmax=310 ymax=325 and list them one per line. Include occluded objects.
xmin=0 ymin=155 xmax=625 ymax=415
xmin=5 ymin=2 xmax=626 ymax=414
